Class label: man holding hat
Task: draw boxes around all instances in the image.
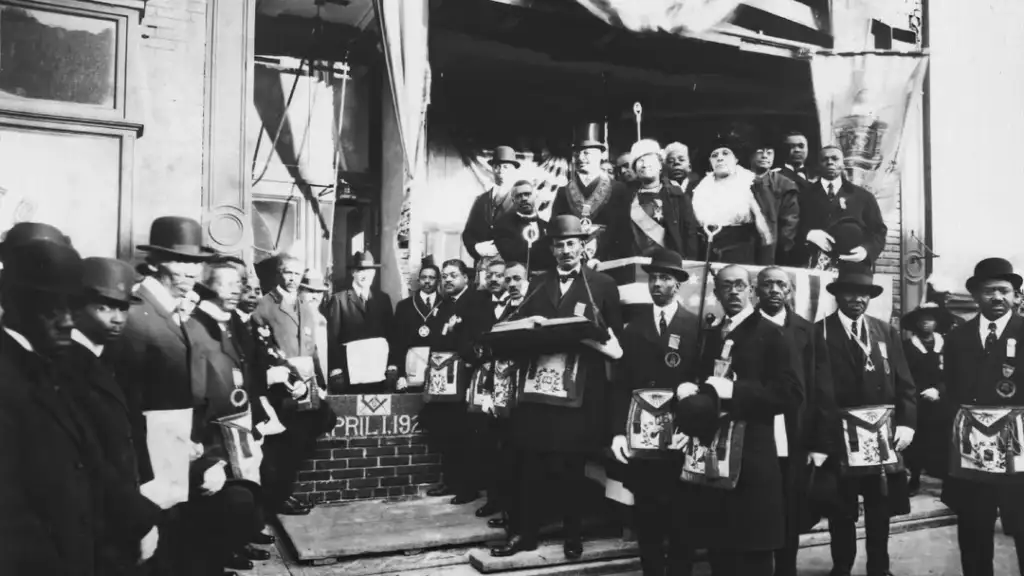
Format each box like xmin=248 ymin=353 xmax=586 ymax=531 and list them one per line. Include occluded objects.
xmin=942 ymin=258 xmax=1024 ymax=576
xmin=817 ymin=264 xmax=916 ymax=576
xmin=324 ymin=251 xmax=394 ymax=393
xmin=493 ymin=180 xmax=555 ymax=274
xmin=609 ymin=248 xmax=697 ymax=575
xmin=625 ymin=139 xmax=699 ymax=261
xmin=463 ymin=145 xmax=521 ymax=267
xmin=491 ymin=214 xmax=623 ymax=560
xmin=672 ymin=264 xmax=802 ymax=576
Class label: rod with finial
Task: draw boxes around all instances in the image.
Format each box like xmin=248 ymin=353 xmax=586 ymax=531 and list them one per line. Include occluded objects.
xmin=633 ymin=102 xmax=643 ymax=142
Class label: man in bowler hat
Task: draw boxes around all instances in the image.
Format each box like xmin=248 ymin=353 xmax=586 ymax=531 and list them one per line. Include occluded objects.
xmin=463 ymin=145 xmax=522 ymax=267
xmin=942 ymin=258 xmax=1024 ymax=576
xmin=818 ymin=265 xmax=916 ymax=576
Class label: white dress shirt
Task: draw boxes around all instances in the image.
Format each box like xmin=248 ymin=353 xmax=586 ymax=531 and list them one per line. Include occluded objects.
xmin=141 ymin=276 xmax=179 ymax=315
xmin=759 ymin=307 xmax=787 ymax=327
xmin=837 ymin=309 xmax=867 ymax=341
xmin=557 ymin=265 xmax=582 ymax=296
xmin=720 ymin=306 xmax=755 ymax=334
xmin=71 ymin=329 xmax=104 ymax=358
xmin=419 ymin=291 xmax=436 ymax=309
xmin=979 ymin=310 xmax=1013 ymax=347
xmin=821 ymin=176 xmax=842 ymax=196
xmin=653 ymin=301 xmax=679 ymax=335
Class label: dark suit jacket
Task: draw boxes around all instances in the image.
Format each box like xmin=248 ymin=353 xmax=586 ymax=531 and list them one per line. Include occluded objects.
xmin=428 ymin=287 xmax=493 ymax=366
xmin=794 ymin=179 xmax=888 ymax=268
xmin=389 ymin=292 xmax=444 ymax=379
xmin=462 ymin=188 xmax=516 ymax=261
xmin=231 ymin=311 xmax=271 ymax=426
xmin=509 ymin=266 xmax=623 ymax=453
xmin=492 ymin=211 xmax=556 ymax=272
xmin=251 ymin=289 xmax=326 ymax=401
xmin=627 ymin=181 xmax=700 ymax=260
xmin=550 ymin=174 xmax=633 ymax=263
xmin=756 ymin=171 xmax=801 ymax=264
xmin=324 ymin=287 xmax=393 ymax=378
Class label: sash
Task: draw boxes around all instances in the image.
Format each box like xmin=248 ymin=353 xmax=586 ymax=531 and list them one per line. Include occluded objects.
xmin=626 ymin=388 xmax=675 ymax=457
xmin=491 ymin=358 xmax=519 ymax=417
xmin=678 ymin=415 xmax=745 ymax=490
xmin=404 ymin=346 xmax=430 ymax=388
xmin=423 ymin=351 xmax=465 ymax=403
xmin=838 ymin=405 xmax=903 ymax=477
xmin=565 ymin=175 xmax=613 ymax=220
xmin=630 ymin=197 xmax=666 ymax=247
xmin=519 ymin=352 xmax=585 ymax=408
xmin=215 ymin=410 xmax=262 ymax=484
xmin=950 ymin=405 xmax=1024 ymax=484
xmin=467 ymin=362 xmax=493 ymax=414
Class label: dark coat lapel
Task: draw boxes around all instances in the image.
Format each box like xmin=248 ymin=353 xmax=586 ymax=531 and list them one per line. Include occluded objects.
xmin=138 ymin=284 xmax=186 ymax=344
xmin=270 ymin=289 xmax=300 ymax=326
xmin=824 ymin=313 xmax=860 ymax=376
xmin=660 ymin=185 xmax=683 ymax=249
xmin=545 ymin=272 xmax=561 ymax=308
xmin=556 ymin=272 xmax=587 ymax=316
xmin=14 ymin=341 xmax=84 ymax=447
xmin=637 ymin=307 xmax=662 ymax=345
xmin=78 ymin=343 xmax=130 ymax=413
xmin=348 ymin=289 xmax=367 ymax=316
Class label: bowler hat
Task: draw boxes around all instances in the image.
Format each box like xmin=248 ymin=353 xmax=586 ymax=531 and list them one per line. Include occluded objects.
xmin=901 ymin=301 xmax=957 ymax=334
xmin=0 ymin=222 xmax=71 ymax=260
xmin=81 ymin=257 xmax=140 ymax=305
xmin=300 ymin=269 xmax=329 ymax=292
xmin=489 ymin=146 xmax=521 ymax=169
xmin=675 ymin=384 xmax=722 ymax=445
xmin=572 ymin=122 xmax=606 ymax=152
xmin=3 ymin=239 xmax=83 ymax=295
xmin=138 ymin=216 xmax=212 ymax=261
xmin=351 ymin=251 xmax=381 ymax=269
xmin=826 ymin=265 xmax=883 ymax=299
xmin=827 ymin=216 xmax=866 ymax=257
xmin=546 ymin=215 xmax=591 ymax=240
xmin=966 ymin=257 xmax=1022 ymax=292
xmin=642 ymin=248 xmax=690 ymax=282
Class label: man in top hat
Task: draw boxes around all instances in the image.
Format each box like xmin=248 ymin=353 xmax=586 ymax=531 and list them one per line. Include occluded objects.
xmin=818 ymin=264 xmax=916 ymax=576
xmin=609 ymin=248 xmax=697 ymax=575
xmin=754 ymin=266 xmax=836 ymax=576
xmin=0 ymin=239 xmax=109 ymax=575
xmin=491 ymin=214 xmax=623 ymax=560
xmin=325 ymin=251 xmax=394 ymax=393
xmin=550 ymin=124 xmax=632 ymax=269
xmin=942 ymin=258 xmax=1024 ymax=576
xmin=625 ymin=139 xmax=699 ymax=261
xmin=463 ymin=146 xmax=521 ymax=267
xmin=61 ymin=257 xmax=166 ymax=575
xmin=749 ymin=141 xmax=801 ymax=266
xmin=389 ymin=257 xmax=444 ymax=392
xmin=671 ymin=264 xmax=802 ymax=576
xmin=795 ymin=146 xmax=887 ymax=270
xmin=664 ymin=141 xmax=701 ymax=196
xmin=493 ymin=181 xmax=556 ymax=274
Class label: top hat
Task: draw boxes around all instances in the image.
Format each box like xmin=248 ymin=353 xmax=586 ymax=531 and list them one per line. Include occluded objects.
xmin=572 ymin=122 xmax=607 ymax=151
xmin=629 ymin=139 xmax=664 ymax=169
xmin=3 ymin=239 xmax=83 ymax=295
xmin=300 ymin=269 xmax=330 ymax=292
xmin=138 ymin=216 xmax=212 ymax=261
xmin=546 ymin=215 xmax=591 ymax=240
xmin=675 ymin=384 xmax=722 ymax=445
xmin=966 ymin=257 xmax=1023 ymax=292
xmin=351 ymin=251 xmax=381 ymax=270
xmin=901 ymin=301 xmax=957 ymax=334
xmin=490 ymin=146 xmax=521 ymax=169
xmin=81 ymin=257 xmax=140 ymax=305
xmin=642 ymin=248 xmax=690 ymax=282
xmin=827 ymin=216 xmax=866 ymax=257
xmin=826 ymin=264 xmax=883 ymax=299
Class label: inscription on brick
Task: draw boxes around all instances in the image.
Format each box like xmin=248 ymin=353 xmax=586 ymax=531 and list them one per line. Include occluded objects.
xmin=328 ymin=394 xmax=424 ymax=438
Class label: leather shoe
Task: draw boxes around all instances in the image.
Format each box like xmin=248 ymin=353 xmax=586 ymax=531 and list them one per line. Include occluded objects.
xmin=476 ymin=502 xmax=500 ymax=517
xmin=450 ymin=493 xmax=479 ymax=505
xmin=487 ymin=517 xmax=507 ymax=529
xmin=564 ymin=538 xmax=583 ymax=560
xmin=426 ymin=485 xmax=453 ymax=497
xmin=277 ymin=497 xmax=310 ymax=516
xmin=251 ymin=531 xmax=275 ymax=545
xmin=225 ymin=553 xmax=254 ymax=570
xmin=243 ymin=545 xmax=271 ymax=561
xmin=490 ymin=535 xmax=537 ymax=557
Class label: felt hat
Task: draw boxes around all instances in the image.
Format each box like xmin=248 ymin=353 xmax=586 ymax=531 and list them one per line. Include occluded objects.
xmin=300 ymin=269 xmax=329 ymax=292
xmin=81 ymin=257 xmax=141 ymax=305
xmin=675 ymin=384 xmax=722 ymax=445
xmin=642 ymin=248 xmax=690 ymax=282
xmin=966 ymin=257 xmax=1022 ymax=292
xmin=826 ymin=264 xmax=883 ymax=299
xmin=138 ymin=216 xmax=212 ymax=261
xmin=0 ymin=222 xmax=71 ymax=261
xmin=546 ymin=215 xmax=591 ymax=240
xmin=709 ymin=132 xmax=748 ymax=161
xmin=3 ymin=239 xmax=83 ymax=295
xmin=827 ymin=216 xmax=866 ymax=257
xmin=351 ymin=251 xmax=381 ymax=270
xmin=489 ymin=146 xmax=521 ymax=168
xmin=573 ymin=122 xmax=606 ymax=151
xmin=629 ymin=139 xmax=664 ymax=169
xmin=901 ymin=301 xmax=957 ymax=334
xmin=799 ymin=465 xmax=842 ymax=532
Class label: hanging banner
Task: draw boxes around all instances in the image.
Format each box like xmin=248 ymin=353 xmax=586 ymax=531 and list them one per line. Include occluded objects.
xmin=574 ymin=0 xmax=742 ymax=36
xmin=811 ymin=53 xmax=929 ymax=225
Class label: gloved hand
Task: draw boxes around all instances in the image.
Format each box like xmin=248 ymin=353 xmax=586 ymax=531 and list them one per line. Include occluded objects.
xmin=139 ymin=480 xmax=178 ymax=510
xmin=267 ymin=366 xmax=291 ymax=385
xmin=894 ymin=426 xmax=915 ymax=451
xmin=838 ymin=246 xmax=868 ymax=262
xmin=806 ymin=229 xmax=835 ymax=251
xmin=611 ymin=435 xmax=633 ymax=464
xmin=139 ymin=527 xmax=159 ymax=563
xmin=395 ymin=377 xmax=409 ymax=391
xmin=920 ymin=388 xmax=940 ymax=402
xmin=706 ymin=376 xmax=734 ymax=399
xmin=188 ymin=442 xmax=204 ymax=462
xmin=288 ymin=381 xmax=308 ymax=400
xmin=676 ymin=382 xmax=699 ymax=400
xmin=201 ymin=462 xmax=227 ymax=496
xmin=474 ymin=241 xmax=499 ymax=258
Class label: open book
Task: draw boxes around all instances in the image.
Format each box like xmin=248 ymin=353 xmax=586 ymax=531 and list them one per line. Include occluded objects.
xmin=490 ymin=315 xmax=594 ymax=333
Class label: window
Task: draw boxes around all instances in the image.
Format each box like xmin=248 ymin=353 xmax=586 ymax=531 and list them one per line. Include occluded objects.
xmin=253 ymin=197 xmax=301 ymax=260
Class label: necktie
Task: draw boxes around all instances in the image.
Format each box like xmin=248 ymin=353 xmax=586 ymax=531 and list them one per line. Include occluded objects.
xmin=659 ymin=311 xmax=668 ymax=336
xmin=851 ymin=319 xmax=859 ymax=340
xmin=986 ymin=322 xmax=998 ymax=352
xmin=827 ymin=182 xmax=836 ymax=198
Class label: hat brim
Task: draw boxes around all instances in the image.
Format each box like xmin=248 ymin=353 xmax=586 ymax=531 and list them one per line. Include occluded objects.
xmin=352 ymin=264 xmax=382 ymax=270
xmin=489 ymin=159 xmax=521 ymax=169
xmin=573 ymin=143 xmax=607 ymax=152
xmin=966 ymin=273 xmax=1023 ymax=293
xmin=86 ymin=286 xmax=142 ymax=306
xmin=901 ymin=306 xmax=957 ymax=332
xmin=641 ymin=264 xmax=690 ymax=282
xmin=137 ymin=244 xmax=214 ymax=262
xmin=826 ymin=281 xmax=884 ymax=299
xmin=300 ymin=284 xmax=329 ymax=292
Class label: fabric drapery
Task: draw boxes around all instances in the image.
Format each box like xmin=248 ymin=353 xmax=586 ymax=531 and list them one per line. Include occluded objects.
xmin=574 ymin=0 xmax=742 ymax=36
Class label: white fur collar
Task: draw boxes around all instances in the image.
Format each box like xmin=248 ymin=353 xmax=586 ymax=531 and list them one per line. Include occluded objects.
xmin=691 ymin=166 xmax=773 ymax=244
xmin=910 ymin=332 xmax=943 ymax=355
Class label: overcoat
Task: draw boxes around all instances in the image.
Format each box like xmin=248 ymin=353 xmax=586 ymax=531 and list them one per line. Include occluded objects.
xmin=492 ymin=211 xmax=556 ymax=272
xmin=624 ymin=181 xmax=700 ymax=261
xmin=324 ymin=287 xmax=393 ymax=379
xmin=793 ymin=179 xmax=888 ymax=268
xmin=462 ymin=187 xmax=516 ymax=262
xmin=550 ymin=173 xmax=633 ymax=265
xmin=902 ymin=334 xmax=949 ymax=478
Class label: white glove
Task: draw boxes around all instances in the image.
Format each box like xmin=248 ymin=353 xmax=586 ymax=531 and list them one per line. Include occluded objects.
xmin=188 ymin=442 xmax=204 ymax=462
xmin=676 ymin=382 xmax=699 ymax=400
xmin=329 ymin=368 xmax=343 ymax=378
xmin=316 ymin=385 xmax=327 ymax=400
xmin=838 ymin=246 xmax=868 ymax=262
xmin=139 ymin=480 xmax=178 ymax=510
xmin=894 ymin=426 xmax=915 ymax=451
xmin=396 ymin=377 xmax=409 ymax=391
xmin=806 ymin=229 xmax=835 ymax=251
xmin=201 ymin=462 xmax=227 ymax=496
xmin=807 ymin=452 xmax=828 ymax=467
xmin=668 ymin=432 xmax=688 ymax=451
xmin=267 ymin=366 xmax=291 ymax=385
xmin=587 ymin=258 xmax=601 ymax=270
xmin=611 ymin=435 xmax=632 ymax=464
xmin=581 ymin=328 xmax=623 ymax=360
xmin=706 ymin=376 xmax=734 ymax=399
xmin=920 ymin=388 xmax=940 ymax=402
xmin=288 ymin=381 xmax=308 ymax=400
xmin=474 ymin=241 xmax=499 ymax=258
xmin=481 ymin=395 xmax=496 ymax=416
xmin=139 ymin=527 xmax=159 ymax=563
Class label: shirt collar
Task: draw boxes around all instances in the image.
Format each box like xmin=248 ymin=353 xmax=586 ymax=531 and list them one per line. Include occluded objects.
xmin=821 ymin=176 xmax=842 ymax=192
xmin=235 ymin=309 xmax=251 ymax=323
xmin=451 ymin=287 xmax=468 ymax=302
xmin=980 ymin=310 xmax=1013 ymax=342
xmin=141 ymin=276 xmax=179 ymax=315
xmin=492 ymin=292 xmax=508 ymax=303
xmin=722 ymin=305 xmax=755 ymax=329
xmin=837 ymin=309 xmax=865 ymax=334
xmin=653 ymin=300 xmax=679 ymax=323
xmin=910 ymin=332 xmax=944 ymax=355
xmin=198 ymin=300 xmax=232 ymax=324
xmin=785 ymin=163 xmax=805 ymax=173
xmin=558 ymin=265 xmax=582 ymax=277
xmin=3 ymin=327 xmax=34 ymax=353
xmin=71 ymin=329 xmax=104 ymax=358
xmin=759 ymin=307 xmax=787 ymax=327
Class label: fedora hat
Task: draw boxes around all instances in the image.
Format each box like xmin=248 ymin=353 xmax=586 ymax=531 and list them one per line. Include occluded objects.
xmin=642 ymin=248 xmax=689 ymax=282
xmin=300 ymin=269 xmax=329 ymax=292
xmin=826 ymin=216 xmax=865 ymax=257
xmin=966 ymin=257 xmax=1023 ymax=292
xmin=572 ymin=122 xmax=606 ymax=152
xmin=489 ymin=146 xmax=521 ymax=169
xmin=826 ymin=265 xmax=883 ymax=299
xmin=3 ymin=239 xmax=83 ymax=295
xmin=351 ymin=251 xmax=381 ymax=270
xmin=901 ymin=301 xmax=957 ymax=334
xmin=675 ymin=384 xmax=721 ymax=445
xmin=138 ymin=216 xmax=212 ymax=261
xmin=81 ymin=257 xmax=140 ymax=305
xmin=546 ymin=215 xmax=591 ymax=240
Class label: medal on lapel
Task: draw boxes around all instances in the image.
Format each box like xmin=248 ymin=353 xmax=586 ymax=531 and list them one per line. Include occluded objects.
xmin=653 ymin=198 xmax=664 ymax=223
xmin=998 ymin=338 xmax=1017 ymax=398
xmin=230 ymin=367 xmax=249 ymax=408
xmin=665 ymin=333 xmax=681 ymax=368
xmin=418 ymin=325 xmax=430 ymax=338
xmin=581 ymin=203 xmax=593 ymax=232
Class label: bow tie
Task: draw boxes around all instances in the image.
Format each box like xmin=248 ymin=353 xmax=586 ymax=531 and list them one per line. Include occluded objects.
xmin=559 ymin=271 xmax=579 ymax=284
xmin=493 ymin=295 xmax=509 ymax=304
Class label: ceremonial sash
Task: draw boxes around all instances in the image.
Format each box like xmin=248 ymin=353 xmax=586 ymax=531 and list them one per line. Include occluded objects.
xmin=838 ymin=405 xmax=903 ymax=478
xmin=519 ymin=352 xmax=585 ymax=408
xmin=629 ymin=198 xmax=666 ymax=247
xmin=950 ymin=405 xmax=1024 ymax=484
xmin=491 ymin=358 xmax=519 ymax=417
xmin=626 ymin=388 xmax=675 ymax=457
xmin=423 ymin=351 xmax=465 ymax=403
xmin=678 ymin=415 xmax=745 ymax=490
xmin=215 ymin=410 xmax=262 ymax=484
xmin=404 ymin=346 xmax=430 ymax=388
xmin=467 ymin=362 xmax=493 ymax=414
xmin=565 ymin=175 xmax=613 ymax=220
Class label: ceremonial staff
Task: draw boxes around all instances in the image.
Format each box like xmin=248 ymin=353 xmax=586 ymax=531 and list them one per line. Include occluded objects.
xmin=694 ymin=224 xmax=721 ymax=367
